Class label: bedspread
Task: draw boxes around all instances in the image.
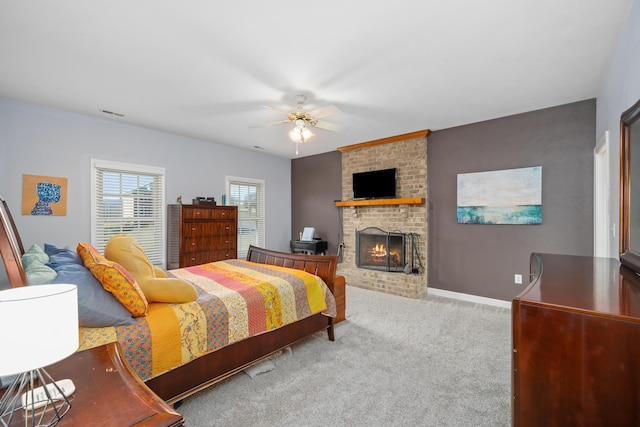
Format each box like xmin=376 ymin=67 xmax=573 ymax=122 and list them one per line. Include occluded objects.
xmin=78 ymin=259 xmax=336 ymax=381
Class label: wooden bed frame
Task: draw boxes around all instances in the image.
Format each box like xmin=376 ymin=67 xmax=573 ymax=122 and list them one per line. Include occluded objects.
xmin=0 ymin=195 xmax=338 ymax=403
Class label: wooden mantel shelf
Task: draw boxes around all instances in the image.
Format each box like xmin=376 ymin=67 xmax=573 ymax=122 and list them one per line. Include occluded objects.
xmin=337 ymin=129 xmax=431 ymax=153
xmin=335 ymin=197 xmax=425 ymax=207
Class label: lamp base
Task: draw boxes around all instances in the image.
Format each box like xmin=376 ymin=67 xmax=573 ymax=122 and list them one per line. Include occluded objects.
xmin=0 ymin=369 xmax=72 ymax=427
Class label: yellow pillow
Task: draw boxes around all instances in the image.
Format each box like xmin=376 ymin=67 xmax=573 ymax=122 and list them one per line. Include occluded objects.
xmin=77 ymin=242 xmax=148 ymax=317
xmin=104 ymin=234 xmax=198 ymax=303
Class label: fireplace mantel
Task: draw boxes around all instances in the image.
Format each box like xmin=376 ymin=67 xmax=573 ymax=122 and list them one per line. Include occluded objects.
xmin=335 ymin=197 xmax=425 ymax=207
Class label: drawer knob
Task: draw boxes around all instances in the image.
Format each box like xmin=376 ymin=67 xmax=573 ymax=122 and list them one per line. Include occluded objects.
xmin=191 ymin=227 xmax=195 ymax=231
xmin=191 ymin=257 xmax=195 ymax=261
xmin=225 ymin=226 xmax=229 ymax=230
xmin=191 ymin=242 xmax=195 ymax=246
xmin=196 ymin=212 xmax=200 ymax=215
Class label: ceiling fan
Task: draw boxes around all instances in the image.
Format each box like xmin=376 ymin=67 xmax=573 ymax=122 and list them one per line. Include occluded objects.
xmin=252 ymin=94 xmax=343 ymax=153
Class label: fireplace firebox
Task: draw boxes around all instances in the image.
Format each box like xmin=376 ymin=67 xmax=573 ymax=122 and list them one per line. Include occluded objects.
xmin=356 ymin=227 xmax=406 ymax=272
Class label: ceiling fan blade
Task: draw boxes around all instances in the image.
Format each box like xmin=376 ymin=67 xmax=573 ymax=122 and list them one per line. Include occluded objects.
xmin=314 ymin=120 xmax=344 ymax=133
xmin=249 ymin=119 xmax=291 ymax=129
xmin=262 ymin=105 xmax=292 ymax=116
xmin=309 ymin=104 xmax=341 ymax=119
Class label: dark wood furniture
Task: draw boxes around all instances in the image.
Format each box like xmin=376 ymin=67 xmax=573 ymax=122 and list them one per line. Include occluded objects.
xmin=290 ymin=239 xmax=328 ymax=255
xmin=0 ymin=196 xmax=344 ymax=405
xmin=512 ymin=253 xmax=640 ymax=427
xmin=167 ymin=204 xmax=237 ymax=268
xmin=1 ymin=343 xmax=184 ymax=426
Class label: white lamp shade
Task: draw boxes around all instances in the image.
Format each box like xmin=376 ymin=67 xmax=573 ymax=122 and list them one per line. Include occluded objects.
xmin=0 ymin=284 xmax=78 ymax=376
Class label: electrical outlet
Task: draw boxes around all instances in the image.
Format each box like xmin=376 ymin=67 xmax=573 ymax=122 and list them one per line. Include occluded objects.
xmin=514 ymin=274 xmax=523 ymax=284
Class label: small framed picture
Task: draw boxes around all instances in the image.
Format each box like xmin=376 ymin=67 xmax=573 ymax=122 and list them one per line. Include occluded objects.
xmin=22 ymin=174 xmax=68 ymax=216
xmin=301 ymin=227 xmax=315 ymax=241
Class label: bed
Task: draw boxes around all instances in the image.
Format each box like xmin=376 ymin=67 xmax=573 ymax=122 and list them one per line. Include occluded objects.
xmin=0 ymin=195 xmax=341 ymax=404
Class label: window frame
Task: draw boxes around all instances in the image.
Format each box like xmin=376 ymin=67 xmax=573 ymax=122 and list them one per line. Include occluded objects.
xmin=225 ymin=176 xmax=265 ymax=259
xmin=91 ymin=159 xmax=166 ymax=268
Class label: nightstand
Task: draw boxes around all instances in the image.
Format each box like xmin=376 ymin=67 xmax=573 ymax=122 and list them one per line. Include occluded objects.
xmin=5 ymin=343 xmax=184 ymax=426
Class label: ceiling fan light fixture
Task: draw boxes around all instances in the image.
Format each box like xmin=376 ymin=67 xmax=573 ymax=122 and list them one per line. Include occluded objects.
xmin=253 ymin=93 xmax=339 ymax=154
xmin=302 ymin=127 xmax=314 ymax=141
xmin=289 ymin=124 xmax=314 ymax=143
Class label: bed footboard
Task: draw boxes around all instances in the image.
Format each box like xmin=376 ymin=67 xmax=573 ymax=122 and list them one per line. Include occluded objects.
xmin=246 ymin=245 xmax=338 ymax=292
xmin=247 ymin=245 xmax=338 ymax=340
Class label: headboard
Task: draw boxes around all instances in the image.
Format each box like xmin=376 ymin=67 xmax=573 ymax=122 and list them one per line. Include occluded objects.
xmin=246 ymin=245 xmax=338 ymax=290
xmin=0 ymin=194 xmax=26 ymax=288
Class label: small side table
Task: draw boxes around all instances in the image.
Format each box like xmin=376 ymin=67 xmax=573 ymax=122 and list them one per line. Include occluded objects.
xmin=14 ymin=343 xmax=184 ymax=426
xmin=290 ymin=240 xmax=328 ymax=255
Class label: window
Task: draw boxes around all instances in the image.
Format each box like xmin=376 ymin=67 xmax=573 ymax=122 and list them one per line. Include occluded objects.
xmin=226 ymin=176 xmax=265 ymax=259
xmin=91 ymin=159 xmax=166 ymax=267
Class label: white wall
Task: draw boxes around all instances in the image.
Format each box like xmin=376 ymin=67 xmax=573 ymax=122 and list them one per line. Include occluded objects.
xmin=0 ymin=97 xmax=292 ymax=276
xmin=596 ymin=0 xmax=640 ymax=258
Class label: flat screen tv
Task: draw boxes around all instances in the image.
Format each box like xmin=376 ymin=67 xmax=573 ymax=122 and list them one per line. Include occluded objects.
xmin=352 ymin=168 xmax=396 ymax=200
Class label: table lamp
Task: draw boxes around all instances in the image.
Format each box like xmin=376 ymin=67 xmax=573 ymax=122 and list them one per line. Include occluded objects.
xmin=0 ymin=284 xmax=78 ymax=426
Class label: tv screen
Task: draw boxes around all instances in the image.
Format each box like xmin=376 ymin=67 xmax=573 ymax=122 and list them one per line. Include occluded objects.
xmin=352 ymin=168 xmax=396 ymax=200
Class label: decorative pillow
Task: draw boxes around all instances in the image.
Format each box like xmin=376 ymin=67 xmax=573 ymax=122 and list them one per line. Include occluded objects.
xmin=21 ymin=244 xmax=49 ymax=269
xmin=49 ymin=262 xmax=135 ymax=327
xmin=44 ymin=243 xmax=83 ymax=265
xmin=77 ymin=242 xmax=148 ymax=317
xmin=138 ymin=277 xmax=200 ymax=303
xmin=104 ymin=234 xmax=197 ymax=303
xmin=24 ymin=260 xmax=57 ymax=285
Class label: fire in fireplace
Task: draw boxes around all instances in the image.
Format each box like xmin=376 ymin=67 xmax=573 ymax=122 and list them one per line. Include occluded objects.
xmin=356 ymin=227 xmax=406 ymax=272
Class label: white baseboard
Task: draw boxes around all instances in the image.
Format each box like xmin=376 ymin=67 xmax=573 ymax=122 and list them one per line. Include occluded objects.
xmin=427 ymin=287 xmax=512 ymax=309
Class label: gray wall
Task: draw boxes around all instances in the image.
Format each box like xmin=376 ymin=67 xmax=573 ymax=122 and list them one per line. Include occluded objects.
xmin=597 ymin=0 xmax=640 ymax=258
xmin=428 ymin=100 xmax=596 ymax=300
xmin=0 ymin=97 xmax=292 ymax=287
xmin=291 ymin=151 xmax=342 ymax=255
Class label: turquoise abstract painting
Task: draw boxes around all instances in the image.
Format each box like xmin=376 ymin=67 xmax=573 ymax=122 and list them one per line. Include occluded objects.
xmin=457 ymin=166 xmax=542 ymax=224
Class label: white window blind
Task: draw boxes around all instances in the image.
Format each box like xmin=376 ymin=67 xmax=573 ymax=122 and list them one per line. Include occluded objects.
xmin=226 ymin=176 xmax=265 ymax=259
xmin=91 ymin=159 xmax=166 ymax=267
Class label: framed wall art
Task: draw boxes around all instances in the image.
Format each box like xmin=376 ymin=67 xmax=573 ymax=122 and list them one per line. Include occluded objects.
xmin=22 ymin=174 xmax=68 ymax=216
xmin=457 ymin=166 xmax=542 ymax=225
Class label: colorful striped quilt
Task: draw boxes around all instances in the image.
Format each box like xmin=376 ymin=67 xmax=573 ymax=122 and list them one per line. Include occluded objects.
xmin=78 ymin=259 xmax=336 ymax=381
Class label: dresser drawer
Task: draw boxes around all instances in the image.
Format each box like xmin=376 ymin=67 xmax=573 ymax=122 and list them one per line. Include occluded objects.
xmin=181 ymin=249 xmax=236 ymax=266
xmin=183 ymin=207 xmax=236 ymax=220
xmin=182 ymin=236 xmax=236 ymax=253
xmin=183 ymin=222 xmax=236 ymax=237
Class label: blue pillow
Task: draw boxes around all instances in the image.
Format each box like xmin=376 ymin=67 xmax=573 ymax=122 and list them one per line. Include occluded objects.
xmin=44 ymin=243 xmax=83 ymax=265
xmin=49 ymin=262 xmax=135 ymax=328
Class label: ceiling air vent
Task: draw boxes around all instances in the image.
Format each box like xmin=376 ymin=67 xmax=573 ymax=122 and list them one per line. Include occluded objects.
xmin=100 ymin=109 xmax=125 ymax=118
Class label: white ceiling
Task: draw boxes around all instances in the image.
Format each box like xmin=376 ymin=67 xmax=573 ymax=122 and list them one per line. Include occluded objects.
xmin=0 ymin=1 xmax=632 ymax=159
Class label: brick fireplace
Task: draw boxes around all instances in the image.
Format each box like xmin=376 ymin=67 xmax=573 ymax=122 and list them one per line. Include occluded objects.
xmin=336 ymin=130 xmax=429 ymax=298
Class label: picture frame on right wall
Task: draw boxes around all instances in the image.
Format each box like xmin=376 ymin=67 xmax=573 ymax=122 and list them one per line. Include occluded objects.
xmin=456 ymin=166 xmax=542 ymax=225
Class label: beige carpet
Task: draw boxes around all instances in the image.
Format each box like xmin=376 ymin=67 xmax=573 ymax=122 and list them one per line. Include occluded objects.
xmin=179 ymin=285 xmax=512 ymax=426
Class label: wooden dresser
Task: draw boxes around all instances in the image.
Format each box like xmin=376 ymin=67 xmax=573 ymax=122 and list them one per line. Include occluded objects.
xmin=512 ymin=253 xmax=640 ymax=427
xmin=167 ymin=204 xmax=237 ymax=268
